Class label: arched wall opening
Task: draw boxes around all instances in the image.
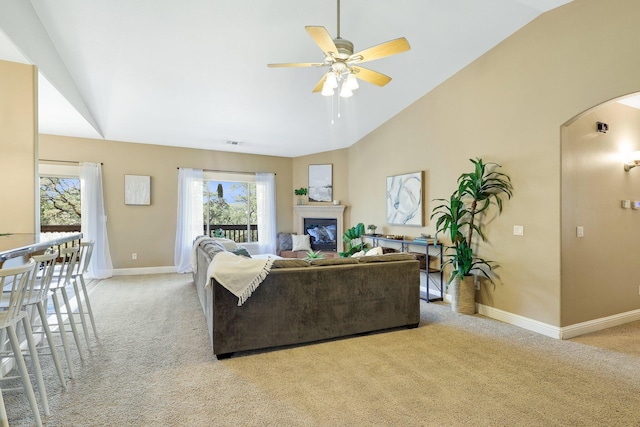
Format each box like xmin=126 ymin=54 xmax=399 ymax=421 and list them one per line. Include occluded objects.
xmin=561 ymin=92 xmax=640 ymax=330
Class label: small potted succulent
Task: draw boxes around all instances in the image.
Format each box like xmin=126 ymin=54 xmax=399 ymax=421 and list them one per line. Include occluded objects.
xmin=367 ymin=224 xmax=378 ymax=235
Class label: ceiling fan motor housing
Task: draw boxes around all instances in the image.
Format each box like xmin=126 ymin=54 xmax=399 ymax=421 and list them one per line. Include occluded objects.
xmin=333 ymin=38 xmax=353 ymax=59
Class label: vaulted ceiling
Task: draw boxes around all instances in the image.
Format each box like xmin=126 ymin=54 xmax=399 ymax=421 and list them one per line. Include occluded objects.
xmin=0 ymin=0 xmax=572 ymax=157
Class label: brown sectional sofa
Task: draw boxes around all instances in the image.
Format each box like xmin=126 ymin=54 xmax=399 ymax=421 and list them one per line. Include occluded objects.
xmin=193 ymin=240 xmax=421 ymax=358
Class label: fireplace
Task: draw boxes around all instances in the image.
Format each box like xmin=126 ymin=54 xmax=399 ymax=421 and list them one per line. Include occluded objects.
xmin=304 ymin=218 xmax=338 ymax=251
xmin=293 ymin=205 xmax=346 ymax=253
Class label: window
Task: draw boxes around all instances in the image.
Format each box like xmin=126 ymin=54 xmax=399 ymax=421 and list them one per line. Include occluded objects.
xmin=203 ymin=172 xmax=257 ymax=243
xmin=39 ymin=163 xmax=81 ymax=236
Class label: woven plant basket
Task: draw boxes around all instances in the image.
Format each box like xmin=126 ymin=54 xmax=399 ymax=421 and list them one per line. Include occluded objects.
xmin=449 ymin=275 xmax=476 ymax=314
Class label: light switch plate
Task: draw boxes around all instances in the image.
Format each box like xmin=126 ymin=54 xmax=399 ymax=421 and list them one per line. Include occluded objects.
xmin=577 ymin=226 xmax=584 ymax=237
xmin=513 ymin=225 xmax=524 ymax=236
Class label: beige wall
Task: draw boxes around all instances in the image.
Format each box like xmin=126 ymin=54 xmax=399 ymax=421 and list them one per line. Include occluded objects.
xmin=345 ymin=0 xmax=640 ymax=326
xmin=39 ymin=135 xmax=293 ymax=269
xmin=562 ymin=101 xmax=640 ymax=325
xmin=0 ymin=60 xmax=37 ymax=233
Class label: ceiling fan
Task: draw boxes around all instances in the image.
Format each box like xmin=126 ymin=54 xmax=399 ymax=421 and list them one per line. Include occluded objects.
xmin=267 ymin=0 xmax=410 ymax=98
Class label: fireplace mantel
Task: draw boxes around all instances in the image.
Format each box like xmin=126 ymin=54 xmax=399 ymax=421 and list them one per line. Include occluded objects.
xmin=293 ymin=205 xmax=346 ymax=252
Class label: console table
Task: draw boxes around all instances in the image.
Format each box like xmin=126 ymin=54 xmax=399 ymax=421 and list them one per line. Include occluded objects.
xmin=364 ymin=235 xmax=444 ymax=302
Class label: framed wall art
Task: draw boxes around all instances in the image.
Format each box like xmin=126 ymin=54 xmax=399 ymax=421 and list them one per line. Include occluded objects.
xmin=124 ymin=174 xmax=151 ymax=205
xmin=386 ymin=171 xmax=423 ymax=226
xmin=308 ymin=164 xmax=333 ymax=202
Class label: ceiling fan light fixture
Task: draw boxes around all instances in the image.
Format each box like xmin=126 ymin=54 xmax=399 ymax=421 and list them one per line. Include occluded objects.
xmin=339 ymin=84 xmax=353 ymax=98
xmin=321 ymin=84 xmax=335 ymax=97
xmin=325 ymin=72 xmax=338 ymax=89
xmin=346 ymin=73 xmax=359 ymax=90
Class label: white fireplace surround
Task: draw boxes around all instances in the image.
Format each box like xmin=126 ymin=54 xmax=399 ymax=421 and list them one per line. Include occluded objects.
xmin=293 ymin=205 xmax=346 ymax=252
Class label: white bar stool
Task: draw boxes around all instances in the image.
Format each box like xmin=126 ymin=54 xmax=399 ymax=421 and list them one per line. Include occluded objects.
xmin=0 ymin=260 xmax=45 ymax=427
xmin=48 ymin=246 xmax=85 ymax=367
xmin=70 ymin=241 xmax=97 ymax=343
xmin=19 ymin=251 xmax=67 ymax=386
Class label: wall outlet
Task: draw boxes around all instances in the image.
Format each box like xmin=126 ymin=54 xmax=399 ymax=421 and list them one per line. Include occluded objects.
xmin=132 ymin=253 xmax=137 ymax=260
xmin=622 ymin=200 xmax=631 ymax=209
xmin=576 ymin=226 xmax=584 ymax=238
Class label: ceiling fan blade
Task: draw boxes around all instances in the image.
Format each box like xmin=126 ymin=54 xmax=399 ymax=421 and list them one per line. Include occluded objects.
xmin=305 ymin=26 xmax=338 ymax=57
xmin=267 ymin=62 xmax=325 ymax=68
xmin=352 ymin=66 xmax=392 ymax=87
xmin=349 ymin=37 xmax=410 ymax=64
xmin=312 ymin=74 xmax=327 ymax=93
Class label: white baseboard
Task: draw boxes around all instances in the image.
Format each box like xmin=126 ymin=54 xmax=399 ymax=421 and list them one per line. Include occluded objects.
xmin=477 ymin=303 xmax=640 ymax=340
xmin=477 ymin=303 xmax=562 ymax=338
xmin=557 ymin=308 xmax=640 ymax=339
xmin=112 ymin=266 xmax=178 ymax=276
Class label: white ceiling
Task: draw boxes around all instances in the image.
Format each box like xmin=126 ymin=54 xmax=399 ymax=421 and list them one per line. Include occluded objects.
xmin=0 ymin=0 xmax=573 ymax=158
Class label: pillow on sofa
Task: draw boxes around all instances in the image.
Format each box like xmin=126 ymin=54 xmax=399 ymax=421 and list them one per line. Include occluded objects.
xmin=365 ymin=247 xmax=383 ymax=256
xmin=231 ymin=248 xmax=252 ymax=258
xmin=201 ymin=241 xmax=227 ymax=258
xmin=209 ymin=238 xmax=238 ymax=251
xmin=277 ymin=232 xmax=293 ymax=251
xmin=291 ymin=234 xmax=311 ymax=252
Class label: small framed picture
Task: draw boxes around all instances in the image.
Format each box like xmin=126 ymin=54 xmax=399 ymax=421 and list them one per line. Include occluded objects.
xmin=124 ymin=175 xmax=151 ymax=205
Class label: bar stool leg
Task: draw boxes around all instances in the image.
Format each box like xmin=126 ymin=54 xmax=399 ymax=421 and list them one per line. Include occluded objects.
xmin=51 ymin=291 xmax=76 ymax=378
xmin=71 ymin=277 xmax=92 ymax=348
xmin=22 ymin=316 xmax=49 ymax=416
xmin=60 ymin=287 xmax=85 ymax=361
xmin=7 ymin=324 xmax=42 ymax=427
xmin=0 ymin=387 xmax=8 ymax=427
xmin=79 ymin=275 xmax=98 ymax=337
xmin=36 ymin=300 xmax=67 ymax=386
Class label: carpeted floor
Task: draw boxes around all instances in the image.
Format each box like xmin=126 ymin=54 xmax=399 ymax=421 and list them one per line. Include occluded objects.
xmin=3 ymin=273 xmax=640 ymax=426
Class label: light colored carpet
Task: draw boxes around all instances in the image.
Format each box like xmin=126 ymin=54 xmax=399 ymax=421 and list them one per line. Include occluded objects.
xmin=3 ymin=273 xmax=640 ymax=426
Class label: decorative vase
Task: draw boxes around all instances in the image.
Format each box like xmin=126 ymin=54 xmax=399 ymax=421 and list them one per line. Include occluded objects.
xmin=449 ymin=275 xmax=476 ymax=314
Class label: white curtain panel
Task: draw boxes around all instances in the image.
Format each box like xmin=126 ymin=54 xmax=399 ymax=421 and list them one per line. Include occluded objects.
xmin=80 ymin=162 xmax=114 ymax=279
xmin=256 ymin=172 xmax=277 ymax=254
xmin=174 ymin=168 xmax=203 ymax=273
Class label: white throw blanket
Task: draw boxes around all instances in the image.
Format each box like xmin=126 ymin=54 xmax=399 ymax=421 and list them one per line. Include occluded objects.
xmin=206 ymin=251 xmax=275 ymax=306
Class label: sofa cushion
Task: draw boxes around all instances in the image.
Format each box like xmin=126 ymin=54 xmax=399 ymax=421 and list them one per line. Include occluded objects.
xmin=357 ymin=253 xmax=417 ymax=263
xmin=291 ymin=234 xmax=311 ymax=252
xmin=271 ymin=259 xmax=310 ymax=268
xmin=309 ymin=258 xmax=359 ymax=266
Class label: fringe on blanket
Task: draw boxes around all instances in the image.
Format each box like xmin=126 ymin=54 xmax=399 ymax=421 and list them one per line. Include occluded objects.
xmin=236 ymin=257 xmax=274 ymax=306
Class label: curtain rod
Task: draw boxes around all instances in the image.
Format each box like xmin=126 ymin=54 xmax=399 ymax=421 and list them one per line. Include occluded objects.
xmin=177 ymin=167 xmax=275 ymax=175
xmin=40 ymin=159 xmax=103 ymax=165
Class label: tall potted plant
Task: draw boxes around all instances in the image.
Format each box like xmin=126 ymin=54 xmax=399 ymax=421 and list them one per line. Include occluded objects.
xmin=431 ymin=158 xmax=513 ymax=314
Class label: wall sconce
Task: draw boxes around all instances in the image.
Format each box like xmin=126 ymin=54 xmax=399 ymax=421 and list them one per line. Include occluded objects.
xmin=624 ymin=152 xmax=640 ymax=171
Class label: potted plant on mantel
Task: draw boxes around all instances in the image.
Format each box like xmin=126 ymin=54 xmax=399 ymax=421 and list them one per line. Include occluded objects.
xmin=294 ymin=187 xmax=307 ymax=205
xmin=431 ymin=158 xmax=513 ymax=314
